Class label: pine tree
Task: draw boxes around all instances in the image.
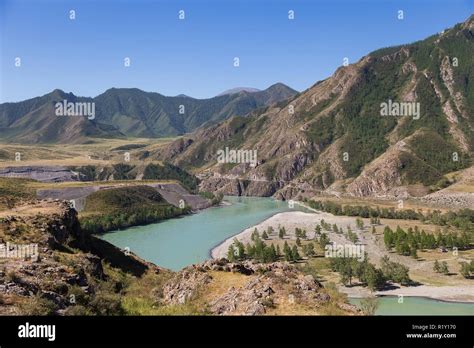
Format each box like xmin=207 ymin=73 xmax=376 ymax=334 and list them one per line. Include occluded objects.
xmin=301 ymin=229 xmax=307 ymax=239
xmin=303 ymin=242 xmax=315 ymax=257
xmin=284 ymin=242 xmax=292 ymax=262
xmin=270 ymin=244 xmax=277 ymax=262
xmin=315 ymin=224 xmax=321 ymax=235
xmin=227 ymin=245 xmax=235 ymax=262
xmin=410 ymin=246 xmax=418 ymax=259
xmin=459 ymin=262 xmax=471 ymax=278
xmin=291 ymin=245 xmax=300 ymax=261
xmin=433 ymin=260 xmax=441 ymax=273
xmin=246 ymin=243 xmax=255 ymax=258
xmin=296 ymin=237 xmax=301 ymax=246
xmin=319 ymin=233 xmax=330 ymax=248
xmin=251 ymin=228 xmax=259 ymax=242
xmin=262 ymin=230 xmax=269 ymax=240
xmin=279 ymin=226 xmax=286 ymax=239
xmin=440 ymin=261 xmax=449 ymax=275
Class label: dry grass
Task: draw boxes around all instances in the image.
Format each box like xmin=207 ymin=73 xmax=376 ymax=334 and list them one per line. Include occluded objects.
xmin=0 ymin=137 xmax=177 ymax=168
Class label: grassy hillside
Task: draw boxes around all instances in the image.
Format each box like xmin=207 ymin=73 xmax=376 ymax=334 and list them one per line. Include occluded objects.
xmin=0 ymin=178 xmax=36 ymax=209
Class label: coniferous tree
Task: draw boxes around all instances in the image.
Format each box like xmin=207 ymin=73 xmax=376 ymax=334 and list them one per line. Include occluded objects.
xmin=291 ymin=245 xmax=300 ymax=262
xmin=302 ymin=229 xmax=307 ymax=239
xmin=267 ymin=226 xmax=274 ymax=235
xmin=279 ymin=226 xmax=286 ymax=239
xmin=440 ymin=261 xmax=449 ymax=275
xmin=459 ymin=262 xmax=472 ymax=278
xmin=283 ymin=241 xmax=291 ymax=261
xmin=227 ymin=245 xmax=235 ymax=262
xmin=433 ymin=260 xmax=441 ymax=273
xmin=251 ymin=228 xmax=259 ymax=242
xmin=319 ymin=233 xmax=330 ymax=248
xmin=314 ymin=224 xmax=321 ymax=235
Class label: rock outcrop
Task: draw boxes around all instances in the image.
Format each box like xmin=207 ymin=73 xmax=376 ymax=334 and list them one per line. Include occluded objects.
xmin=161 ymin=259 xmax=358 ymax=315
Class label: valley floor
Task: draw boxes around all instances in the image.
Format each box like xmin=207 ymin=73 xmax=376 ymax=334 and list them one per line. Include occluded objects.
xmin=211 ymin=208 xmax=474 ymax=303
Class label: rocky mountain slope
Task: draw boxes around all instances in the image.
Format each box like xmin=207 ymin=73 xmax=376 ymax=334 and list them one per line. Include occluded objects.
xmin=152 ymin=15 xmax=474 ymax=199
xmin=0 ymin=84 xmax=297 ymax=143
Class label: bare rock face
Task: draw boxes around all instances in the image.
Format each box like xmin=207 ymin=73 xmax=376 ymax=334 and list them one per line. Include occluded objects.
xmin=346 ymin=145 xmax=405 ymax=197
xmin=162 ymin=268 xmax=213 ymax=304
xmin=209 ymin=277 xmax=273 ymax=315
xmin=0 ymin=166 xmax=81 ymax=182
xmin=199 ymin=176 xmax=283 ymax=197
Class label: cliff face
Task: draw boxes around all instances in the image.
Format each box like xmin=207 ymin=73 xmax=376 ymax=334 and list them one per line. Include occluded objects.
xmin=198 ymin=175 xmax=284 ymax=197
xmin=152 ymin=15 xmax=474 ymax=200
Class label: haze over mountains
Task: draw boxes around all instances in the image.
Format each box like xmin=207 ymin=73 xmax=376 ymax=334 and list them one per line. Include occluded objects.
xmin=153 ymin=15 xmax=474 ymax=199
xmin=0 ymin=83 xmax=297 ymax=143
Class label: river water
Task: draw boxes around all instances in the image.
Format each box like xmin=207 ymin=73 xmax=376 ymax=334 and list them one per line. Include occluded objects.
xmin=101 ymin=196 xmax=296 ymax=270
xmin=350 ymin=297 xmax=474 ymax=315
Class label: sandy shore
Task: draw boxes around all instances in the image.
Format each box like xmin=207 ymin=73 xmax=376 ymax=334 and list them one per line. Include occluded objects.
xmin=211 ymin=209 xmax=358 ymax=259
xmin=211 ymin=208 xmax=474 ymax=303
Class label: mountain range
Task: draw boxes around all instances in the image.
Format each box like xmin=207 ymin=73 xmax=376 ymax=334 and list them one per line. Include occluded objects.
xmin=151 ymin=15 xmax=474 ymax=199
xmin=2 ymin=15 xmax=473 ymax=201
xmin=0 ymin=83 xmax=297 ymax=143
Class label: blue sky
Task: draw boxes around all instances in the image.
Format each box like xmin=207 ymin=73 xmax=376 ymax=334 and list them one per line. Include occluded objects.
xmin=0 ymin=0 xmax=472 ymax=102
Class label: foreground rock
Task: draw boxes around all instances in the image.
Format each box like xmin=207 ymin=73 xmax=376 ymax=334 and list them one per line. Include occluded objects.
xmin=161 ymin=259 xmax=359 ymax=315
xmin=0 ymin=200 xmax=161 ymax=315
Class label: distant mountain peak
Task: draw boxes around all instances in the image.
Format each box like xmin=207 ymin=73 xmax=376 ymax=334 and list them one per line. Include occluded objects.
xmin=49 ymin=89 xmax=68 ymax=98
xmin=217 ymin=87 xmax=261 ymax=96
xmin=266 ymin=82 xmax=298 ymax=93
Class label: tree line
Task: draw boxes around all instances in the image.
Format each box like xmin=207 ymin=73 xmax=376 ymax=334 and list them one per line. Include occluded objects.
xmin=383 ymin=225 xmax=471 ymax=258
xmin=81 ymin=205 xmax=189 ymax=234
xmin=330 ymin=255 xmax=412 ymax=290
xmin=227 ymin=228 xmax=316 ymax=264
xmin=304 ymin=198 xmax=474 ymax=233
